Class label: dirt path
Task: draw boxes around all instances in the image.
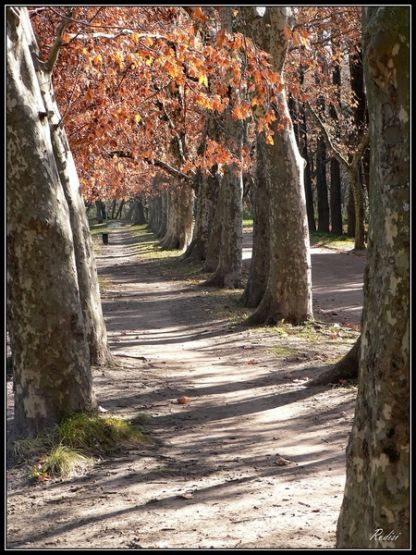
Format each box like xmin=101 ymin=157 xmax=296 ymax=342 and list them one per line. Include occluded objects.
xmin=7 ymin=227 xmax=366 ymax=549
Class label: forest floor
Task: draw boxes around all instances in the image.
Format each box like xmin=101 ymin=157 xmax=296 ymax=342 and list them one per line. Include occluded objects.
xmin=6 ymin=223 xmax=367 ymax=549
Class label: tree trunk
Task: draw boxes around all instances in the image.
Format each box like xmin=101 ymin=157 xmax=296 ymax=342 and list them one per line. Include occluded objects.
xmin=160 ymin=183 xmax=194 ymax=251
xmin=347 ymin=183 xmax=356 ymax=237
xmin=308 ymin=336 xmax=360 ymax=386
xmin=203 ymin=187 xmax=222 ymax=273
xmin=204 ymin=7 xmax=243 ymax=288
xmin=246 ymin=8 xmax=313 ymax=325
xmin=241 ymin=132 xmax=270 ymax=306
xmin=6 ymin=7 xmax=96 ymax=437
xmin=329 ymin=64 xmax=343 ymax=235
xmin=182 ymin=170 xmax=214 ymax=262
xmin=300 ymin=102 xmax=316 ymax=232
xmin=115 ymin=199 xmax=125 ymax=219
xmin=204 ymin=163 xmax=243 ymax=288
xmin=129 ymin=197 xmax=147 ymax=225
xmin=337 ymin=7 xmax=410 ymax=548
xmin=348 ymin=166 xmax=366 ymax=250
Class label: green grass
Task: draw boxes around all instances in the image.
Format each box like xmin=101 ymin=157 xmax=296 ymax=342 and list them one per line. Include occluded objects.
xmin=28 ymin=446 xmax=91 ymax=481
xmin=89 ymin=219 xmax=124 ymax=236
xmin=310 ymin=230 xmax=355 ymax=250
xmin=10 ymin=412 xmax=146 ymax=482
xmin=129 ymin=224 xmax=182 ymax=260
xmin=243 ymin=218 xmax=253 ymax=228
xmin=269 ymin=345 xmax=300 ymax=358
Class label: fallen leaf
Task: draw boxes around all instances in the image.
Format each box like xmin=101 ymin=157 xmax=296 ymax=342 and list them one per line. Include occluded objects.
xmin=177 ymin=395 xmax=192 ymax=405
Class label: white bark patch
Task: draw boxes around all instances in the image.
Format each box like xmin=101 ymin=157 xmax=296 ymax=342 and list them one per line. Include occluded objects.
xmin=398 ymin=107 xmax=408 ymax=123
xmin=381 ymin=505 xmax=396 ymax=524
xmin=373 ymin=453 xmax=390 ymax=472
xmin=23 ymin=395 xmax=48 ymax=418
xmin=392 ymin=43 xmax=400 ymax=56
xmin=382 ymin=404 xmax=392 ymax=420
xmin=384 ymin=210 xmax=398 ymax=247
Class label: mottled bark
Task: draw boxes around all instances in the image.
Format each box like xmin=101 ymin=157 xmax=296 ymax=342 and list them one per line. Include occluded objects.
xmin=203 ymin=188 xmax=222 ymax=273
xmin=182 ymin=170 xmax=213 ymax=262
xmin=246 ymin=8 xmax=313 ymax=325
xmin=160 ymin=183 xmax=194 ymax=251
xmin=31 ymin=15 xmax=111 ymax=367
xmin=204 ymin=7 xmax=243 ymax=288
xmin=337 ymin=7 xmax=409 ymax=548
xmin=6 ymin=7 xmax=96 ymax=436
xmin=241 ymin=132 xmax=270 ymax=307
xmin=205 ymin=164 xmax=243 ymax=289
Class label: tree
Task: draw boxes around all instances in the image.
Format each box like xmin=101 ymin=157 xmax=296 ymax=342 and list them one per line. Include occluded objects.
xmin=6 ymin=7 xmax=107 ymax=437
xmin=336 ymin=7 xmax=409 ymax=547
xmin=246 ymin=7 xmax=313 ymax=325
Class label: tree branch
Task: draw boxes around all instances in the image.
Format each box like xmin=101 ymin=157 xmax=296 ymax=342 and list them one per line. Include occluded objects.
xmin=105 ymin=150 xmax=193 ymax=182
xmin=306 ymin=102 xmax=350 ymax=168
xmin=351 ymin=131 xmax=369 ymax=168
xmin=47 ymin=7 xmax=74 ymax=72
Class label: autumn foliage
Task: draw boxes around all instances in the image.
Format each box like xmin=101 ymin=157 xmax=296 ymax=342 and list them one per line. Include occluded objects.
xmin=29 ymin=6 xmax=363 ymax=202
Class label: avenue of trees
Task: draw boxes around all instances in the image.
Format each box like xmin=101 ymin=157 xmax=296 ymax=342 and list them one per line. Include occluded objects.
xmin=6 ymin=6 xmax=409 ymax=548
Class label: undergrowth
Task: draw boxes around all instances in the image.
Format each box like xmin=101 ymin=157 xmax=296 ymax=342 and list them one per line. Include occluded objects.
xmin=11 ymin=412 xmax=146 ymax=482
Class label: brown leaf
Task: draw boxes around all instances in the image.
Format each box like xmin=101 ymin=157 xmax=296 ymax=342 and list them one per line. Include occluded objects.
xmin=177 ymin=395 xmax=191 ymax=405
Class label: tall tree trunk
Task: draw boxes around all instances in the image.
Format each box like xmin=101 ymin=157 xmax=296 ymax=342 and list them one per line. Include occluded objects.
xmin=329 ymin=64 xmax=343 ymax=235
xmin=347 ymin=166 xmax=366 ymax=250
xmin=347 ymin=181 xmax=356 ymax=237
xmin=183 ymin=113 xmax=220 ymax=262
xmin=6 ymin=7 xmax=97 ymax=437
xmin=241 ymin=132 xmax=270 ymax=307
xmin=160 ymin=183 xmax=194 ymax=251
xmin=246 ymin=7 xmax=313 ymax=325
xmin=349 ymin=43 xmax=368 ymax=247
xmin=129 ymin=196 xmax=147 ymax=225
xmin=315 ymin=60 xmax=330 ymax=233
xmin=316 ymin=134 xmax=330 ymax=232
xmin=337 ymin=7 xmax=409 ymax=548
xmin=115 ymin=199 xmax=125 ymax=219
xmin=204 ymin=7 xmax=243 ymax=288
xmin=300 ymin=102 xmax=316 ymax=232
xmin=34 ymin=18 xmax=111 ymax=367
xmin=203 ymin=187 xmax=222 ymax=272
xmin=110 ymin=200 xmax=117 ymax=220
xmin=182 ymin=170 xmax=214 ymax=262
xmin=204 ymin=163 xmax=243 ymax=288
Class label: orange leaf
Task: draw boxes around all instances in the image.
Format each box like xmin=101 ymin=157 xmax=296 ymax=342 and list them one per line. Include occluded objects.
xmin=216 ymin=29 xmax=226 ymax=48
xmin=192 ymin=7 xmax=207 ymax=23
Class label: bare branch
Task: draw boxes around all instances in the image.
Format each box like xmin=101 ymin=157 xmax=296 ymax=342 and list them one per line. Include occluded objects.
xmin=104 ymin=150 xmax=193 ymax=182
xmin=47 ymin=7 xmax=75 ymax=72
xmin=306 ymin=102 xmax=350 ymax=168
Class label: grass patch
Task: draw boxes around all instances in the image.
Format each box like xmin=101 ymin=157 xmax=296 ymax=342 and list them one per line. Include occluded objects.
xmin=269 ymin=345 xmax=300 ymax=358
xmin=243 ymin=218 xmax=253 ymax=228
xmin=310 ymin=231 xmax=355 ymax=250
xmin=57 ymin=413 xmax=144 ymax=456
xmin=10 ymin=412 xmax=146 ymax=482
xmin=29 ymin=446 xmax=92 ymax=481
xmin=129 ymin=225 xmax=182 ymax=261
